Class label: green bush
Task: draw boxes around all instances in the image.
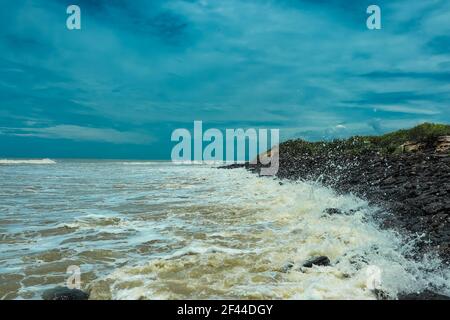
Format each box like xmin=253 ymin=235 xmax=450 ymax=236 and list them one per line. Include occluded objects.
xmin=280 ymin=123 xmax=450 ymax=156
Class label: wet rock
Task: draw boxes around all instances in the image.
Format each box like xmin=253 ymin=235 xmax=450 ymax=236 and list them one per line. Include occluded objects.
xmin=302 ymin=256 xmax=330 ymax=268
xmin=373 ymin=289 xmax=390 ymax=300
xmin=398 ymin=290 xmax=450 ymax=300
xmin=281 ymin=261 xmax=294 ymax=273
xmin=324 ymin=208 xmax=342 ymax=215
xmin=42 ymin=286 xmax=89 ymax=300
xmin=218 ymin=163 xmax=245 ymax=170
xmin=324 ymin=208 xmax=357 ymax=216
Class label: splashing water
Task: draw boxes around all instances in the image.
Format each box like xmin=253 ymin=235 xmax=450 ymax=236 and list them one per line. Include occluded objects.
xmin=0 ymin=160 xmax=448 ymax=299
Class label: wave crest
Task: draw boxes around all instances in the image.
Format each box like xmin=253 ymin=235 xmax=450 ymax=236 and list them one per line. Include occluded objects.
xmin=0 ymin=158 xmax=56 ymax=165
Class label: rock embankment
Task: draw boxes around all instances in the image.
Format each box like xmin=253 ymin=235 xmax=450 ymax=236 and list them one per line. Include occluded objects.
xmin=223 ymin=123 xmax=450 ymax=263
xmin=276 ymin=145 xmax=450 ymax=261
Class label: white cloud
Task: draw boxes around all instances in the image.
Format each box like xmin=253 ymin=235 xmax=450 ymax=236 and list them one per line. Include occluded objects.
xmin=1 ymin=125 xmax=153 ymax=144
xmin=374 ymin=104 xmax=441 ymax=115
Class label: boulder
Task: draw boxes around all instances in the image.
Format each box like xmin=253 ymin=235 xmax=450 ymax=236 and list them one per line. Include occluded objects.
xmin=302 ymin=256 xmax=331 ymax=268
xmin=324 ymin=208 xmax=342 ymax=215
xmin=42 ymin=286 xmax=89 ymax=300
xmin=398 ymin=290 xmax=450 ymax=300
xmin=324 ymin=208 xmax=356 ymax=216
xmin=373 ymin=289 xmax=390 ymax=300
xmin=280 ymin=261 xmax=294 ymax=273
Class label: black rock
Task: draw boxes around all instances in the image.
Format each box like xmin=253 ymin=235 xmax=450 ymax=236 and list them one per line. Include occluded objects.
xmin=42 ymin=286 xmax=89 ymax=300
xmin=302 ymin=256 xmax=331 ymax=268
xmin=324 ymin=208 xmax=342 ymax=215
xmin=373 ymin=289 xmax=390 ymax=300
xmin=398 ymin=290 xmax=450 ymax=300
xmin=281 ymin=261 xmax=294 ymax=273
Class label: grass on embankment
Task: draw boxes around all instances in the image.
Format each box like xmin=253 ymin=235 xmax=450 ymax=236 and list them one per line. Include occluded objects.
xmin=280 ymin=123 xmax=450 ymax=157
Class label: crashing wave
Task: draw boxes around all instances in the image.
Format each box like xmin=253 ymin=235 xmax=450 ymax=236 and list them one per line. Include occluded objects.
xmin=0 ymin=158 xmax=57 ymax=165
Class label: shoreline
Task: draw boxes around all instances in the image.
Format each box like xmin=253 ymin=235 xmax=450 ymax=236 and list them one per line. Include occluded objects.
xmin=222 ymin=123 xmax=450 ymax=299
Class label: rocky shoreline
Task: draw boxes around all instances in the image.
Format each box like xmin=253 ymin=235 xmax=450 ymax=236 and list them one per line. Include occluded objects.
xmin=222 ymin=123 xmax=450 ymax=299
xmin=278 ymin=144 xmax=450 ymax=262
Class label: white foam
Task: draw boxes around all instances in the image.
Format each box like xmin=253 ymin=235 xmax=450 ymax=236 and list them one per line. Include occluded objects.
xmin=88 ymin=167 xmax=450 ymax=300
xmin=121 ymin=161 xmax=162 ymax=165
xmin=2 ymin=161 xmax=447 ymax=300
xmin=0 ymin=158 xmax=56 ymax=165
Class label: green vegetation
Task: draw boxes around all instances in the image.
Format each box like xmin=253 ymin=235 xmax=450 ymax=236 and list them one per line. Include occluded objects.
xmin=281 ymin=123 xmax=450 ymax=156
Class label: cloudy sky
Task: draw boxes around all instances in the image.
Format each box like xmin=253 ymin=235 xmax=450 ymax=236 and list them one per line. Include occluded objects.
xmin=1 ymin=0 xmax=449 ymax=159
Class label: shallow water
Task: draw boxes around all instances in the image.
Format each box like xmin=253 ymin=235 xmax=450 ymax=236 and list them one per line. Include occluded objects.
xmin=0 ymin=160 xmax=449 ymax=299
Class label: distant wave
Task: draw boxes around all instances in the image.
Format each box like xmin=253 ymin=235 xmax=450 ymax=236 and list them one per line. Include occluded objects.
xmin=171 ymin=160 xmax=223 ymax=165
xmin=0 ymin=158 xmax=57 ymax=165
xmin=121 ymin=161 xmax=164 ymax=165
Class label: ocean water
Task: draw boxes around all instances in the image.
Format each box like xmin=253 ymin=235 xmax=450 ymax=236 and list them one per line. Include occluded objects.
xmin=0 ymin=160 xmax=449 ymax=300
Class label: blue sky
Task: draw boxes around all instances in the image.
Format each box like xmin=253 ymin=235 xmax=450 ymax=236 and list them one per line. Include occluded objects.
xmin=0 ymin=0 xmax=449 ymax=159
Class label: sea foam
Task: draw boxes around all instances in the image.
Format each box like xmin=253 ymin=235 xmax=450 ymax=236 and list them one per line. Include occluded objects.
xmin=0 ymin=158 xmax=56 ymax=165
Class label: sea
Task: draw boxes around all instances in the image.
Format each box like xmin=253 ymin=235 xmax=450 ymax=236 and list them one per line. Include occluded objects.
xmin=0 ymin=159 xmax=449 ymax=299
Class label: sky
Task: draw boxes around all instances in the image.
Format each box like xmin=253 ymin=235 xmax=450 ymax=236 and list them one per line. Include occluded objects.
xmin=0 ymin=0 xmax=449 ymax=159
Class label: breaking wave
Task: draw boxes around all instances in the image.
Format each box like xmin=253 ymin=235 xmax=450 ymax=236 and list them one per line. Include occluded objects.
xmin=0 ymin=158 xmax=56 ymax=165
xmin=1 ymin=161 xmax=449 ymax=299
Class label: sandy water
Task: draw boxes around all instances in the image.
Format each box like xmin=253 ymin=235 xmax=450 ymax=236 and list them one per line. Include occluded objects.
xmin=0 ymin=160 xmax=449 ymax=299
